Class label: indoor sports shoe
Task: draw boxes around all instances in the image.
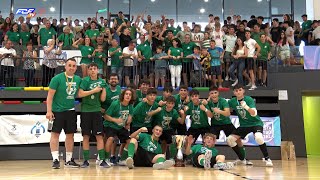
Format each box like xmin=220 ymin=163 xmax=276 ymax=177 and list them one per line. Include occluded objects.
xmin=241 ymin=159 xmax=253 ymax=165
xmin=153 ymin=162 xmax=165 ymax=170
xmin=52 ymin=159 xmax=60 ymax=169
xmin=65 ymin=158 xmax=80 ymax=168
xmin=110 ymin=156 xmax=117 ymax=165
xmin=99 ymin=160 xmax=111 ymax=168
xmin=80 ymin=160 xmax=89 ymax=168
xmin=126 ymin=157 xmax=134 ymax=169
xmin=263 ymin=158 xmax=273 ymax=167
xmin=117 ymin=160 xmax=127 ymax=166
xmin=213 ymin=162 xmax=234 ymax=170
xmin=249 ymin=85 xmax=257 ymax=91
xmin=246 ymin=82 xmax=252 ymax=87
xmin=231 ymin=79 xmax=238 ymax=87
xmin=162 ymin=160 xmax=175 ymax=169
xmin=204 ymin=150 xmax=212 ymax=170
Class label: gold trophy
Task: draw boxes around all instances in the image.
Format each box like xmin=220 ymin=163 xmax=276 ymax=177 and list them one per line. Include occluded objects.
xmin=174 ymin=135 xmax=186 ymax=167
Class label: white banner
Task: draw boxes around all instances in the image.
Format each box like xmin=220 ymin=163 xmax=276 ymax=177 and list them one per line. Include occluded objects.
xmin=0 ymin=115 xmax=83 ymax=145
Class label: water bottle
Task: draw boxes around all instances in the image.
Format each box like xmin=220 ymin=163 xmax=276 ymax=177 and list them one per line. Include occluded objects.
xmin=48 ymin=119 xmax=54 ymax=132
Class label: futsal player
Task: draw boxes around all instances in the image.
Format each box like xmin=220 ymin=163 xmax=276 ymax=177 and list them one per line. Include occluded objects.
xmin=227 ymin=84 xmax=273 ymax=166
xmin=46 ymin=58 xmax=82 ymax=169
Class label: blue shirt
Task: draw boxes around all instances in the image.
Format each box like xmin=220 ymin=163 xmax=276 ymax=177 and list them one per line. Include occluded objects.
xmin=208 ymin=47 xmax=222 ymax=66
xmin=190 ymin=53 xmax=202 ymax=71
xmin=153 ymin=52 xmax=168 ymax=68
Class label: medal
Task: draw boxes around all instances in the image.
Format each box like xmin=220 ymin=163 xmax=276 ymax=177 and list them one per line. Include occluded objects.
xmin=91 ymin=95 xmax=95 ymax=99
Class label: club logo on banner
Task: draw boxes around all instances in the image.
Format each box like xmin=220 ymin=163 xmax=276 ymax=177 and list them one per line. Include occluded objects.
xmin=31 ymin=121 xmax=46 ymax=138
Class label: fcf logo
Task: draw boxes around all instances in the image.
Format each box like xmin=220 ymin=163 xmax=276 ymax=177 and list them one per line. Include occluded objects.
xmin=16 ymin=8 xmax=36 ymax=15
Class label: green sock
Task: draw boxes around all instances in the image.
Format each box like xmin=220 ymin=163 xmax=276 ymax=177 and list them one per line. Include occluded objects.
xmin=105 ymin=151 xmax=110 ymax=159
xmin=199 ymin=158 xmax=205 ymax=166
xmin=98 ymin=149 xmax=105 ymax=161
xmin=121 ymin=149 xmax=128 ymax=161
xmin=239 ymin=147 xmax=246 ymax=159
xmin=83 ymin=150 xmax=90 ymax=161
xmin=128 ymin=143 xmax=135 ymax=158
xmin=169 ymin=144 xmax=177 ymax=159
xmin=156 ymin=157 xmax=165 ymax=163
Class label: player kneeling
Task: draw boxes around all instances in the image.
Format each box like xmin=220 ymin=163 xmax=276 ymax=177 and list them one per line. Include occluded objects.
xmin=125 ymin=126 xmax=175 ymax=169
xmin=185 ymin=133 xmax=234 ymax=170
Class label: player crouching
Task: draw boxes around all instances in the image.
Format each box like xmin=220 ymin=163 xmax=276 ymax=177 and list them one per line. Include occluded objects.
xmin=125 ymin=126 xmax=175 ymax=170
xmin=185 ymin=133 xmax=234 ymax=170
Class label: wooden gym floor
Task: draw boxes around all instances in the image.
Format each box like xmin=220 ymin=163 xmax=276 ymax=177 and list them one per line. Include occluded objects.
xmin=0 ymin=157 xmax=320 ymax=180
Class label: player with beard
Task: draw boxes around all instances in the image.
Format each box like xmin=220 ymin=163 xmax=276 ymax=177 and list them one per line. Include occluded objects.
xmin=205 ymin=86 xmax=252 ymax=165
xmin=131 ymin=88 xmax=161 ymax=134
xmin=125 ymin=125 xmax=175 ymax=169
xmin=46 ymin=58 xmax=82 ymax=169
xmin=185 ymin=133 xmax=234 ymax=170
xmin=173 ymin=85 xmax=190 ymax=135
xmin=78 ymin=63 xmax=108 ymax=168
xmin=101 ymin=73 xmax=122 ymax=165
xmin=153 ymin=96 xmax=186 ymax=159
xmin=104 ymin=89 xmax=135 ymax=166
xmin=227 ymin=84 xmax=273 ymax=166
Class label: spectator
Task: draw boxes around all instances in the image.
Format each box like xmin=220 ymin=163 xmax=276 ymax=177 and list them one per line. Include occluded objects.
xmin=122 ymin=41 xmax=138 ymax=86
xmin=300 ymin=14 xmax=312 ymax=45
xmin=192 ymin=24 xmax=204 ymax=47
xmin=4 ymin=23 xmax=22 ymax=57
xmin=92 ymin=44 xmax=107 ymax=77
xmin=283 ymin=14 xmax=294 ymax=27
xmin=85 ymin=21 xmax=100 ymax=46
xmin=114 ymin=11 xmax=128 ymax=29
xmin=38 ymin=20 xmax=56 ymax=49
xmin=150 ymin=46 xmax=168 ymax=88
xmin=56 ymin=26 xmax=75 ymax=50
xmin=211 ymin=22 xmax=224 ymax=49
xmin=257 ymin=34 xmax=271 ymax=87
xmin=108 ymin=39 xmax=123 ymax=83
xmin=56 ymin=18 xmax=66 ymax=37
xmin=168 ymin=19 xmax=179 ymax=36
xmin=137 ymin=33 xmax=153 ymax=86
xmin=208 ymin=40 xmax=223 ymax=88
xmin=181 ymin=34 xmax=196 ymax=87
xmin=168 ymin=38 xmax=183 ymax=89
xmin=30 ymin=25 xmax=39 ymax=47
xmin=0 ymin=40 xmax=17 ymax=86
xmin=202 ymin=32 xmax=211 ymax=49
xmin=20 ymin=23 xmax=31 ymax=47
xmin=25 ymin=17 xmax=33 ymax=30
xmin=72 ymin=37 xmax=94 ymax=77
xmin=176 ymin=22 xmax=191 ymax=43
xmin=222 ymin=25 xmax=237 ymax=81
xmin=116 ymin=22 xmax=132 ymax=49
xmin=310 ymin=21 xmax=320 ymax=45
xmin=22 ymin=42 xmax=38 ymax=86
xmin=278 ymin=32 xmax=291 ymax=66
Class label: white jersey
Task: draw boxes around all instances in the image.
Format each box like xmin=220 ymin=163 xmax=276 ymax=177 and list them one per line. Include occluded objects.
xmin=211 ymin=30 xmax=225 ymax=49
xmin=122 ymin=47 xmax=138 ymax=66
xmin=0 ymin=47 xmax=17 ymax=66
xmin=224 ymin=34 xmax=237 ymax=52
xmin=192 ymin=32 xmax=204 ymax=46
xmin=244 ymin=38 xmax=257 ymax=58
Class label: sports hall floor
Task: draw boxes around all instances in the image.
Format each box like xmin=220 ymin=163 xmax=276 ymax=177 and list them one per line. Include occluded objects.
xmin=1 ymin=157 xmax=320 ymax=180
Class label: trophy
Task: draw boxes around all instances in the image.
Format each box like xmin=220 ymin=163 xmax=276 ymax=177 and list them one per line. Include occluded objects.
xmin=174 ymin=135 xmax=186 ymax=167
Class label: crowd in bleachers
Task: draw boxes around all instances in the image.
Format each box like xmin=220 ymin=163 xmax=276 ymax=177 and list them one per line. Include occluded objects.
xmin=0 ymin=11 xmax=320 ymax=89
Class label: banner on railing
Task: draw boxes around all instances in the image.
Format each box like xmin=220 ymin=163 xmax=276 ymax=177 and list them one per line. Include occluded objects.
xmin=0 ymin=115 xmax=83 ymax=145
xmin=303 ymin=46 xmax=320 ymax=70
xmin=186 ymin=116 xmax=281 ymax=146
xmin=39 ymin=50 xmax=82 ymax=66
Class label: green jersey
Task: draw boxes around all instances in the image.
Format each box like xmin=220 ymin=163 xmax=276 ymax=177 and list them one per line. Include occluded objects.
xmin=134 ymin=89 xmax=147 ymax=106
xmin=80 ymin=76 xmax=106 ymax=112
xmin=173 ymin=94 xmax=188 ymax=111
xmin=302 ymin=20 xmax=312 ymax=32
xmin=85 ymin=29 xmax=100 ymax=45
xmin=6 ymin=31 xmax=20 ymax=43
xmin=155 ymin=96 xmax=164 ymax=103
xmin=190 ymin=144 xmax=218 ymax=157
xmin=49 ymin=72 xmax=82 ymax=112
xmin=79 ymin=45 xmax=94 ymax=64
xmin=137 ymin=40 xmax=152 ymax=62
xmin=182 ymin=42 xmax=196 ymax=62
xmin=20 ymin=31 xmax=31 ymax=45
xmin=251 ymin=32 xmax=263 ymax=42
xmin=207 ymin=97 xmax=232 ymax=125
xmin=257 ymin=41 xmax=270 ymax=61
xmin=129 ymin=26 xmax=137 ymax=40
xmin=104 ymin=100 xmax=134 ymax=129
xmin=93 ymin=52 xmax=106 ymax=69
xmin=153 ymin=107 xmax=179 ymax=130
xmin=169 ymin=47 xmax=183 ymax=65
xmin=132 ymin=101 xmax=159 ymax=128
xmin=109 ymin=46 xmax=122 ymax=67
xmin=39 ymin=27 xmax=56 ymax=46
xmin=164 ymin=38 xmax=173 ymax=53
xmin=167 ymin=27 xmax=179 ymax=36
xmin=186 ymin=102 xmax=210 ymax=129
xmin=228 ymin=96 xmax=263 ymax=127
xmin=138 ymin=133 xmax=162 ymax=154
xmin=57 ymin=33 xmax=74 ymax=48
xmin=101 ymin=85 xmax=121 ymax=110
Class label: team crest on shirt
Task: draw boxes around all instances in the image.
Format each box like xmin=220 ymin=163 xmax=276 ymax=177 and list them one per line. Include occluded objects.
xmin=147 ymin=141 xmax=157 ymax=152
xmin=200 ymin=147 xmax=209 ymax=153
xmin=236 ymin=106 xmax=248 ymax=119
xmin=66 ymin=82 xmax=77 ymax=99
xmin=89 ymin=81 xmax=103 ymax=90
xmin=191 ymin=110 xmax=201 ymax=124
xmin=162 ymin=116 xmax=172 ymax=128
xmin=212 ymin=109 xmax=221 ymax=121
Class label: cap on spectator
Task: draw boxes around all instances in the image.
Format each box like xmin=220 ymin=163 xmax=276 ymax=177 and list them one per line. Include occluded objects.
xmin=301 ymin=14 xmax=307 ymax=18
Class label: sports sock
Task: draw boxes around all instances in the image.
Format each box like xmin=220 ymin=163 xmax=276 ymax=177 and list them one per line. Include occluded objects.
xmin=239 ymin=146 xmax=246 ymax=159
xmin=83 ymin=150 xmax=90 ymax=161
xmin=51 ymin=151 xmax=59 ymax=161
xmin=105 ymin=151 xmax=110 ymax=159
xmin=169 ymin=143 xmax=177 ymax=159
xmin=232 ymin=145 xmax=244 ymax=160
xmin=259 ymin=143 xmax=269 ymax=159
xmin=66 ymin=152 xmax=73 ymax=162
xmin=120 ymin=149 xmax=128 ymax=161
xmin=98 ymin=149 xmax=105 ymax=161
xmin=156 ymin=157 xmax=165 ymax=163
xmin=199 ymin=158 xmax=205 ymax=166
xmin=128 ymin=143 xmax=135 ymax=158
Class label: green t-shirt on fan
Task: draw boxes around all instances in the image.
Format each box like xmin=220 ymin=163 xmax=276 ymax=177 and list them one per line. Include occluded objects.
xmin=39 ymin=27 xmax=56 ymax=46
xmin=228 ymin=96 xmax=264 ymax=127
xmin=109 ymin=46 xmax=122 ymax=67
xmin=80 ymin=76 xmax=106 ymax=112
xmin=49 ymin=72 xmax=82 ymax=112
xmin=101 ymin=84 xmax=121 ymax=110
xmin=153 ymin=107 xmax=179 ymax=130
xmin=6 ymin=31 xmax=20 ymax=43
xmin=137 ymin=40 xmax=152 ymax=62
xmin=132 ymin=101 xmax=159 ymax=128
xmin=182 ymin=42 xmax=196 ymax=63
xmin=20 ymin=31 xmax=31 ymax=46
xmin=207 ymin=97 xmax=232 ymax=125
xmin=79 ymin=45 xmax=94 ymax=64
xmin=138 ymin=133 xmax=162 ymax=154
xmin=186 ymin=102 xmax=210 ymax=129
xmin=85 ymin=29 xmax=100 ymax=45
xmin=257 ymin=41 xmax=270 ymax=61
xmin=134 ymin=89 xmax=147 ymax=107
xmin=93 ymin=52 xmax=106 ymax=69
xmin=104 ymin=100 xmax=133 ymax=129
xmin=169 ymin=47 xmax=183 ymax=65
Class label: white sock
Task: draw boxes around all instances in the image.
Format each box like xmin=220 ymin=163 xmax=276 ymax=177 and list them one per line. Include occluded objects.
xmin=66 ymin=152 xmax=73 ymax=162
xmin=51 ymin=151 xmax=59 ymax=161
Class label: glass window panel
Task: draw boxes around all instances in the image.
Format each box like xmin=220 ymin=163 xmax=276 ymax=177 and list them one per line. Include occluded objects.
xmin=0 ymin=1 xmax=11 ymax=18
